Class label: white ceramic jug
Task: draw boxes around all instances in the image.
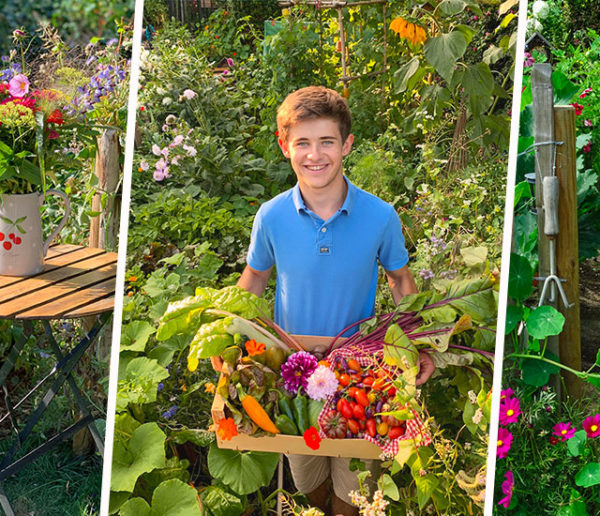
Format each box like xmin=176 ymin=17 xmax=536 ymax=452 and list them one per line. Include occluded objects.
xmin=0 ymin=190 xmax=70 ymax=276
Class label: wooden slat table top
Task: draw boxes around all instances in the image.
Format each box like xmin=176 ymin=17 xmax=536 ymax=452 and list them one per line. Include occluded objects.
xmin=0 ymin=244 xmax=117 ymax=320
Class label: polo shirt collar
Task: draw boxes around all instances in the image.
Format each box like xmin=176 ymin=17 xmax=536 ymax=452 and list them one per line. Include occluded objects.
xmin=292 ymin=176 xmax=356 ymax=215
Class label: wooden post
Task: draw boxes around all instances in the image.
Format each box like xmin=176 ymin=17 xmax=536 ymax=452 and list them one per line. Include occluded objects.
xmin=554 ymin=105 xmax=582 ymax=398
xmin=531 ymin=63 xmax=560 ymax=392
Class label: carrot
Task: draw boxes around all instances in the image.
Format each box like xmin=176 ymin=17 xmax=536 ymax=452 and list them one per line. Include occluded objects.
xmin=236 ymin=384 xmax=280 ymax=434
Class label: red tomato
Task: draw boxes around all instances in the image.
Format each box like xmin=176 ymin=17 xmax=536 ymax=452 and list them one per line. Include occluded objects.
xmin=354 ymin=390 xmax=370 ymax=407
xmin=352 ymin=403 xmax=366 ymax=421
xmin=347 ymin=359 xmax=362 ymax=373
xmin=363 ymin=376 xmax=374 ymax=387
xmin=347 ymin=418 xmax=360 ymax=434
xmin=348 ymin=386 xmax=359 ymax=398
xmin=339 ymin=374 xmax=351 ymax=387
xmin=366 ymin=418 xmax=376 ymax=437
xmin=372 ymin=378 xmax=385 ymax=391
xmin=388 ymin=425 xmax=406 ymax=439
xmin=358 ymin=418 xmax=366 ymax=430
xmin=338 ymin=399 xmax=353 ymax=419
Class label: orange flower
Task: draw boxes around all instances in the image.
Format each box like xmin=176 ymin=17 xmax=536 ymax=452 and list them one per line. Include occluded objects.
xmin=245 ymin=339 xmax=266 ymax=356
xmin=303 ymin=426 xmax=321 ymax=450
xmin=217 ymin=417 xmax=238 ymax=441
xmin=204 ymin=382 xmax=215 ymax=394
xmin=390 ymin=16 xmax=427 ymax=45
xmin=128 ymin=275 xmax=138 ymax=282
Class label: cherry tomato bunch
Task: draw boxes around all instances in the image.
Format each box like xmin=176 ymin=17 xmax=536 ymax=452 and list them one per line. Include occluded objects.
xmin=327 ymin=357 xmax=407 ymax=441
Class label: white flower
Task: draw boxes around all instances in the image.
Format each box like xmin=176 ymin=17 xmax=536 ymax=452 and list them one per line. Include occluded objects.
xmin=305 ymin=366 xmax=338 ymax=401
xmin=532 ymin=0 xmax=550 ymax=19
xmin=472 ymin=408 xmax=483 ymax=425
xmin=162 ymin=97 xmax=172 ymax=105
xmin=170 ymin=134 xmax=184 ymax=147
xmin=156 ymin=87 xmax=166 ymax=95
xmin=526 ymin=18 xmax=543 ymax=35
xmin=152 ymin=144 xmax=162 ymax=156
xmin=183 ymin=144 xmax=197 ymax=157
xmin=181 ymin=88 xmax=197 ymax=100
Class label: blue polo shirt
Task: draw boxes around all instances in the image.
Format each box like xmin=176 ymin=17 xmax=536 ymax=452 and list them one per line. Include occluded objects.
xmin=247 ymin=177 xmax=409 ymax=337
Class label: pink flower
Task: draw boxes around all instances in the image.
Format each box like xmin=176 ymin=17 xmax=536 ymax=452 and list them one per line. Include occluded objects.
xmin=183 ymin=144 xmax=197 ymax=157
xmin=169 ymin=134 xmax=184 ymax=147
xmin=499 ymin=397 xmax=521 ymax=425
xmin=584 ymin=119 xmax=593 ymax=127
xmin=152 ymin=144 xmax=162 ymax=156
xmin=8 ymin=74 xmax=29 ymax=97
xmin=571 ymin=103 xmax=583 ymax=115
xmin=181 ymin=89 xmax=197 ymax=100
xmin=280 ymin=351 xmax=318 ymax=393
xmin=496 ymin=427 xmax=513 ymax=459
xmin=579 ymin=87 xmax=592 ymax=99
xmin=524 ymin=52 xmax=535 ymax=67
xmin=500 ymin=388 xmax=514 ymax=400
xmin=306 ymin=365 xmax=338 ymax=401
xmin=47 ymin=129 xmax=59 ymax=140
xmin=582 ymin=414 xmax=600 ymax=438
xmin=226 ymin=57 xmax=234 ymax=67
xmin=139 ymin=160 xmax=149 ymax=171
xmin=583 ymin=143 xmax=592 ymax=153
xmin=553 ymin=421 xmax=576 ymax=441
xmin=497 ymin=471 xmax=514 ymax=508
xmin=153 ymin=169 xmax=165 ymax=181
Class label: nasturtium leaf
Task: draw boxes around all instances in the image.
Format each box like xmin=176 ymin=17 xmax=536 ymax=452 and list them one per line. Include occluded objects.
xmin=567 ymin=430 xmax=587 ymax=457
xmin=416 ymin=473 xmax=439 ymax=509
xmin=393 ymin=57 xmax=421 ymax=93
xmin=120 ymin=498 xmax=151 ymax=516
xmin=575 ymin=463 xmax=600 ymax=488
xmin=207 ymin=444 xmax=279 ymax=495
xmin=150 ymin=478 xmax=202 ymax=515
xmin=423 ymin=31 xmax=468 ymax=83
xmin=394 ymin=438 xmax=417 ymax=468
xmin=116 ymin=357 xmax=169 ymax=411
xmin=200 ymin=486 xmax=245 ymax=516
xmin=148 ymin=334 xmax=190 ymax=367
xmin=505 ymin=305 xmax=524 ymax=334
xmin=514 ymin=181 xmax=532 ymax=207
xmin=109 ymin=491 xmax=131 ymax=514
xmin=526 ymin=305 xmax=565 ymax=340
xmin=508 ymin=253 xmax=533 ymax=302
xmin=521 ymin=353 xmax=560 ymax=387
xmin=379 ymin=474 xmax=400 ymax=501
xmin=384 ymin=324 xmax=419 ymax=369
xmin=460 ymin=246 xmax=488 ymax=268
xmin=121 ymin=320 xmax=156 ymax=352
xmin=553 ymin=71 xmax=579 ymax=105
xmin=111 ymin=423 xmax=167 ymax=493
xmin=555 ymin=500 xmax=588 ymax=516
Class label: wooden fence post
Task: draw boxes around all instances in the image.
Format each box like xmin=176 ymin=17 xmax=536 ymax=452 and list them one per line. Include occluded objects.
xmin=532 ymin=63 xmax=560 ymax=393
xmin=554 ymin=105 xmax=582 ymax=398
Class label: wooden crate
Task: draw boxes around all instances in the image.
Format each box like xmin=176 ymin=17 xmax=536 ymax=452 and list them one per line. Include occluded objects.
xmin=211 ymin=335 xmax=383 ymax=459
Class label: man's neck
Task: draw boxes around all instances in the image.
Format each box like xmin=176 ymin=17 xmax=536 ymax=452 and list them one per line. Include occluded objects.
xmin=300 ymin=176 xmax=348 ymax=221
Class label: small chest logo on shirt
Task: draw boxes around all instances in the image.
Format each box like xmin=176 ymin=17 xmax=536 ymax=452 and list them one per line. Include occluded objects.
xmin=319 ymin=246 xmax=330 ymax=255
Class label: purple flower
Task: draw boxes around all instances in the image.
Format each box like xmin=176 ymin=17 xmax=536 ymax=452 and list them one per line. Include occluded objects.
xmin=553 ymin=421 xmax=576 ymax=441
xmin=226 ymin=57 xmax=234 ymax=67
xmin=497 ymin=471 xmax=514 ymax=508
xmin=162 ymin=405 xmax=179 ymax=419
xmin=419 ymin=269 xmax=434 ymax=280
xmin=496 ymin=427 xmax=513 ymax=459
xmin=157 ymin=382 xmax=164 ymax=392
xmin=280 ymin=351 xmax=318 ymax=393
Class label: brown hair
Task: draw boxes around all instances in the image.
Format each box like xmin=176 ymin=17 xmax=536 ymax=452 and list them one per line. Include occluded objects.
xmin=276 ymin=86 xmax=352 ymax=143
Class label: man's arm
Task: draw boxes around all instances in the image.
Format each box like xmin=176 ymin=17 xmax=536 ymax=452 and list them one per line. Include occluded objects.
xmin=385 ymin=265 xmax=418 ymax=304
xmin=211 ymin=264 xmax=273 ymax=371
xmin=385 ymin=265 xmax=435 ymax=385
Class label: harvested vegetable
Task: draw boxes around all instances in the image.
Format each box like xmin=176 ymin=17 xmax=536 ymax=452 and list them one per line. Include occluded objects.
xmin=236 ymin=384 xmax=280 ymax=434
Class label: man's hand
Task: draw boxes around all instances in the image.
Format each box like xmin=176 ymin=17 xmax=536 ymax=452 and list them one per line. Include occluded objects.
xmin=415 ymin=351 xmax=435 ymax=386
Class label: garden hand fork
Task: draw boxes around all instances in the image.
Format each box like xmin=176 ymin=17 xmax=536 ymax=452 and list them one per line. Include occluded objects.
xmin=536 ymin=175 xmax=574 ymax=308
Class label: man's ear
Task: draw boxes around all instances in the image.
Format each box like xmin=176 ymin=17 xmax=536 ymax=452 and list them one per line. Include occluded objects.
xmin=278 ymin=137 xmax=290 ymax=158
xmin=342 ymin=133 xmax=354 ymax=156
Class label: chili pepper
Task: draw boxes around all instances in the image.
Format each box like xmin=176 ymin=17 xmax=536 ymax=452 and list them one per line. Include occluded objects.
xmin=278 ymin=391 xmax=296 ymax=422
xmin=275 ymin=414 xmax=298 ymax=435
xmin=293 ymin=388 xmax=310 ymax=434
xmin=236 ymin=384 xmax=280 ymax=434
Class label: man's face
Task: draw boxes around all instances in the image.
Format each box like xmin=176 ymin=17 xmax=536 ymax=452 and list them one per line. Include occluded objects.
xmin=279 ymin=118 xmax=353 ymax=195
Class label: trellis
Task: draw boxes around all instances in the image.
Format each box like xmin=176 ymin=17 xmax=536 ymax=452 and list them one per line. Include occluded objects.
xmin=278 ymin=0 xmax=391 ymax=107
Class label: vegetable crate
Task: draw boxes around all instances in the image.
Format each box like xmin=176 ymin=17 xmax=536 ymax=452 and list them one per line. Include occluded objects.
xmin=211 ymin=335 xmax=383 ymax=459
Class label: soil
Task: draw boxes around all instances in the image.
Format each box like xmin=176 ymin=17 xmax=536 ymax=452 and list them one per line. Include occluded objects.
xmin=580 ymin=256 xmax=600 ymax=370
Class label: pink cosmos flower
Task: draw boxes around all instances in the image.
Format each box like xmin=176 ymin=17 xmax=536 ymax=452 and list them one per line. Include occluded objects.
xmin=524 ymin=52 xmax=535 ymax=67
xmin=571 ymin=103 xmax=583 ymax=115
xmin=306 ymin=365 xmax=338 ymax=401
xmin=553 ymin=421 xmax=576 ymax=441
xmin=153 ymin=169 xmax=165 ymax=181
xmin=583 ymin=143 xmax=592 ymax=154
xmin=8 ymin=74 xmax=29 ymax=97
xmin=169 ymin=134 xmax=184 ymax=147
xmin=139 ymin=160 xmax=149 ymax=171
xmin=582 ymin=414 xmax=600 ymax=438
xmin=499 ymin=396 xmax=521 ymax=425
xmin=579 ymin=87 xmax=592 ymax=99
xmin=500 ymin=388 xmax=514 ymax=400
xmin=183 ymin=144 xmax=197 ymax=157
xmin=497 ymin=471 xmax=514 ymax=508
xmin=496 ymin=427 xmax=513 ymax=459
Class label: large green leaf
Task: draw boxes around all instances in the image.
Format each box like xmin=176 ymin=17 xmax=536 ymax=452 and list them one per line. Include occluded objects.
xmin=553 ymin=71 xmax=579 ymax=105
xmin=521 ymin=353 xmax=560 ymax=387
xmin=200 ymin=486 xmax=245 ymax=516
xmin=567 ymin=430 xmax=587 ymax=457
xmin=505 ymin=304 xmax=523 ymax=335
xmin=526 ymin=305 xmax=565 ymax=340
xmin=188 ymin=318 xmax=235 ymax=361
xmin=120 ymin=498 xmax=150 ymax=516
xmin=458 ymin=63 xmax=494 ymax=116
xmin=446 ymin=277 xmax=496 ymax=323
xmin=393 ymin=57 xmax=421 ymax=94
xmin=383 ymin=324 xmax=419 ymax=368
xmin=575 ymin=463 xmax=600 ymax=488
xmin=111 ymin=423 xmax=167 ymax=493
xmin=508 ymin=253 xmax=533 ymax=302
xmin=116 ymin=357 xmax=170 ymax=411
xmin=121 ymin=320 xmax=156 ymax=352
xmin=437 ymin=0 xmax=468 ymax=17
xmin=415 ymin=473 xmax=439 ymax=509
xmin=207 ymin=444 xmax=279 ymax=495
xmin=209 ymin=285 xmax=271 ymax=320
xmin=423 ymin=31 xmax=468 ymax=83
xmin=150 ymin=479 xmax=202 ymax=515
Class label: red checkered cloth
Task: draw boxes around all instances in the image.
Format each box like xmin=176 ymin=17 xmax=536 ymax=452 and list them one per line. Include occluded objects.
xmin=316 ymin=344 xmax=431 ymax=457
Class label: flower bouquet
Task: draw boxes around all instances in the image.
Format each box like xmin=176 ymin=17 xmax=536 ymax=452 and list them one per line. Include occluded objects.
xmin=155 ymin=277 xmax=497 ymax=458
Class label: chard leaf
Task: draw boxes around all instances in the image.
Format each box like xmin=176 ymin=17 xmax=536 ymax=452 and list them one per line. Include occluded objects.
xmin=187 ymin=318 xmax=235 ymax=369
xmin=209 ymin=286 xmax=271 ymax=319
xmin=384 ymin=324 xmax=419 ymax=369
xmin=445 ymin=277 xmax=496 ymax=323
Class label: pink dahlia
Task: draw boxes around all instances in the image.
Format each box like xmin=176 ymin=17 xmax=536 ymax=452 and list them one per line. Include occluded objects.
xmin=582 ymin=414 xmax=600 ymax=438
xmin=306 ymin=365 xmax=338 ymax=401
xmin=499 ymin=396 xmax=521 ymax=425
xmin=497 ymin=470 xmax=514 ymax=508
xmin=280 ymin=351 xmax=318 ymax=393
xmin=496 ymin=427 xmax=513 ymax=459
xmin=552 ymin=421 xmax=576 ymax=441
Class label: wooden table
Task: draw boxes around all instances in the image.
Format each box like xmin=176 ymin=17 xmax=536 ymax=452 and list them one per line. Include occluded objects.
xmin=0 ymin=244 xmax=117 ymax=516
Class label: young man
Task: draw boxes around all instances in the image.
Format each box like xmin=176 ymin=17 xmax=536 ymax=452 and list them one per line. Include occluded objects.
xmin=231 ymin=86 xmax=434 ymax=514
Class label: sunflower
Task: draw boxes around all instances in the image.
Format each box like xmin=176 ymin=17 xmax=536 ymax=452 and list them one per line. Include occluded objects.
xmin=390 ymin=16 xmax=427 ymax=45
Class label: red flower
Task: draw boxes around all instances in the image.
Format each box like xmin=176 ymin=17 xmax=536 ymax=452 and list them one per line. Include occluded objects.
xmin=274 ymin=130 xmax=279 ymax=137
xmin=0 ymin=83 xmax=9 ymax=94
xmin=140 ymin=106 xmax=146 ymax=111
xmin=245 ymin=339 xmax=266 ymax=356
xmin=47 ymin=129 xmax=59 ymax=140
xmin=303 ymin=426 xmax=321 ymax=450
xmin=583 ymin=143 xmax=592 ymax=154
xmin=216 ymin=417 xmax=238 ymax=441
xmin=232 ymin=52 xmax=237 ymax=56
xmin=46 ymin=109 xmax=64 ymax=125
xmin=571 ymin=103 xmax=583 ymax=115
xmin=548 ymin=436 xmax=559 ymax=445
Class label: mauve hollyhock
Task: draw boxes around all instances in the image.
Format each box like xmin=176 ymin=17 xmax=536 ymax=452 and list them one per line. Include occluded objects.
xmin=280 ymin=351 xmax=318 ymax=393
xmin=582 ymin=414 xmax=600 ymax=438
